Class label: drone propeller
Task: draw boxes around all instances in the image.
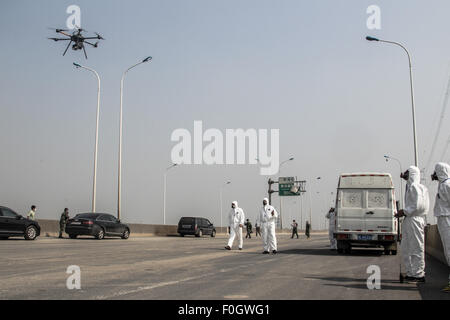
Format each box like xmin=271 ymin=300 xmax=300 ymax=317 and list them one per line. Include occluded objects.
xmin=48 ymin=37 xmax=69 ymax=41
xmin=48 ymin=27 xmax=69 ymax=33
xmin=95 ymin=32 xmax=104 ymax=40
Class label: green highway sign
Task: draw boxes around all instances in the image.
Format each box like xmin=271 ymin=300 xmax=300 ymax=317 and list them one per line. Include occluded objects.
xmin=279 ymin=177 xmax=302 ymax=196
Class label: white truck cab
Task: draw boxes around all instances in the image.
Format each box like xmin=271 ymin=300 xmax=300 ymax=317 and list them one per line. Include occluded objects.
xmin=334 ymin=173 xmax=398 ymax=254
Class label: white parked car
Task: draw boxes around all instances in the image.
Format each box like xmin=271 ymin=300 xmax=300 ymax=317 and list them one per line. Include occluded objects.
xmin=334 ymin=173 xmax=399 ymax=254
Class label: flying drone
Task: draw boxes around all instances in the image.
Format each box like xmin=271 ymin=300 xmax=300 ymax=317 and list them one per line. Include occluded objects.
xmin=48 ymin=27 xmax=104 ymax=59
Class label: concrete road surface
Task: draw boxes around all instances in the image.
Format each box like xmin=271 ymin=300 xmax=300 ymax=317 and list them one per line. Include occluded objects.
xmin=0 ymin=234 xmax=448 ymax=300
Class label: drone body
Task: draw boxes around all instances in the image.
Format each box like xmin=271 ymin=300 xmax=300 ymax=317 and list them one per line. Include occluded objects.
xmin=48 ymin=27 xmax=104 ymax=59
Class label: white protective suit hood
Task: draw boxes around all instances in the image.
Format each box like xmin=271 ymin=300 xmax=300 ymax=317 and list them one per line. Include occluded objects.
xmin=435 ymin=162 xmax=450 ymax=183
xmin=407 ymin=166 xmax=421 ymax=185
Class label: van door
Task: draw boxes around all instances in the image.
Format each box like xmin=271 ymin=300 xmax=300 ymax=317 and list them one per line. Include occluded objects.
xmin=364 ymin=189 xmax=394 ymax=232
xmin=337 ymin=189 xmax=366 ymax=231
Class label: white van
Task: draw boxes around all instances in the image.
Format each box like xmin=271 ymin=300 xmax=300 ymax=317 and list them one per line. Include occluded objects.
xmin=334 ymin=173 xmax=398 ymax=254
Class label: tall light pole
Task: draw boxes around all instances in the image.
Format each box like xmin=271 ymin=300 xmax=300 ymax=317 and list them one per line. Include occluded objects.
xmin=308 ymin=176 xmax=321 ymax=229
xmin=73 ymin=62 xmax=101 ymax=213
xmin=366 ymin=36 xmax=419 ymax=167
xmin=117 ymin=56 xmax=152 ymax=220
xmin=384 ymin=155 xmax=404 ymax=208
xmin=220 ymin=181 xmax=231 ymax=232
xmin=278 ymin=157 xmax=294 ymax=229
xmin=163 ymin=163 xmax=178 ymax=225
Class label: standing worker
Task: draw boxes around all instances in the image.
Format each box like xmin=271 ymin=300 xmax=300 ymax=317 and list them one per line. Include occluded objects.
xmin=431 ymin=162 xmax=450 ymax=293
xmin=291 ymin=220 xmax=299 ymax=239
xmin=59 ymin=208 xmax=70 ymax=239
xmin=258 ymin=198 xmax=278 ymax=254
xmin=396 ymin=166 xmax=429 ymax=283
xmin=325 ymin=208 xmax=337 ymax=250
xmin=225 ymin=201 xmax=245 ymax=251
xmin=244 ymin=219 xmax=252 ymax=239
xmin=305 ymin=220 xmax=311 ymax=239
xmin=27 ymin=205 xmax=37 ymax=220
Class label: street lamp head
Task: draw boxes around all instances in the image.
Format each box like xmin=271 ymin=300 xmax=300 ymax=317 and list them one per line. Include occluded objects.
xmin=226 ymin=181 xmax=231 ymax=185
xmin=366 ymin=36 xmax=379 ymax=42
xmin=73 ymin=62 xmax=81 ymax=68
xmin=289 ymin=157 xmax=294 ymax=161
xmin=142 ymin=56 xmax=152 ymax=63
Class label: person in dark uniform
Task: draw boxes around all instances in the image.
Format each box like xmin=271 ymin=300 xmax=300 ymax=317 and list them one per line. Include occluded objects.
xmin=244 ymin=219 xmax=252 ymax=239
xmin=305 ymin=220 xmax=311 ymax=239
xmin=255 ymin=222 xmax=261 ymax=238
xmin=59 ymin=208 xmax=70 ymax=238
xmin=291 ymin=220 xmax=299 ymax=239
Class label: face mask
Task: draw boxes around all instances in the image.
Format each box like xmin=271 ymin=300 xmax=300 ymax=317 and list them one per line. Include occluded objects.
xmin=400 ymin=170 xmax=409 ymax=182
xmin=431 ymin=172 xmax=438 ymax=181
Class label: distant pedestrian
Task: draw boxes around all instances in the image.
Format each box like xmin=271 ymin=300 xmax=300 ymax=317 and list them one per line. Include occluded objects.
xmin=27 ymin=205 xmax=37 ymax=220
xmin=305 ymin=220 xmax=311 ymax=239
xmin=291 ymin=220 xmax=299 ymax=239
xmin=59 ymin=208 xmax=70 ymax=238
xmin=255 ymin=222 xmax=261 ymax=238
xmin=245 ymin=219 xmax=252 ymax=239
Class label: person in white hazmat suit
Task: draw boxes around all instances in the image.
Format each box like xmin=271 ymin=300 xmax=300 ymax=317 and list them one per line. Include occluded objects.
xmin=257 ymin=198 xmax=278 ymax=254
xmin=325 ymin=208 xmax=337 ymax=250
xmin=396 ymin=166 xmax=429 ymax=283
xmin=225 ymin=201 xmax=245 ymax=251
xmin=431 ymin=162 xmax=450 ymax=293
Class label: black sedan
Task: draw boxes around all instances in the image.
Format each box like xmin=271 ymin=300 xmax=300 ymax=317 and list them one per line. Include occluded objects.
xmin=65 ymin=213 xmax=130 ymax=240
xmin=0 ymin=206 xmax=40 ymax=240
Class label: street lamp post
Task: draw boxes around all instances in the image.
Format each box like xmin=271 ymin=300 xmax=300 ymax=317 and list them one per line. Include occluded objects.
xmin=220 ymin=181 xmax=231 ymax=232
xmin=278 ymin=157 xmax=294 ymax=229
xmin=163 ymin=163 xmax=178 ymax=225
xmin=73 ymin=62 xmax=101 ymax=213
xmin=117 ymin=56 xmax=152 ymax=220
xmin=308 ymin=176 xmax=321 ymax=229
xmin=366 ymin=36 xmax=419 ymax=167
xmin=384 ymin=155 xmax=404 ymax=208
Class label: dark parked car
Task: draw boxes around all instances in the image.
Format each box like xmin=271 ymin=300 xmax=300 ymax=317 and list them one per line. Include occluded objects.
xmin=0 ymin=206 xmax=40 ymax=240
xmin=65 ymin=213 xmax=130 ymax=240
xmin=177 ymin=217 xmax=216 ymax=237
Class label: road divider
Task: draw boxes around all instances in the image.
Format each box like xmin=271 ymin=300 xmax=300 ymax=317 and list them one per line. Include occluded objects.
xmin=37 ymin=219 xmax=327 ymax=237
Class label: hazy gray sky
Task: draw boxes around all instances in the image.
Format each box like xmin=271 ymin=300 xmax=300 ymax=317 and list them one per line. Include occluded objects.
xmin=1 ymin=0 xmax=450 ymax=227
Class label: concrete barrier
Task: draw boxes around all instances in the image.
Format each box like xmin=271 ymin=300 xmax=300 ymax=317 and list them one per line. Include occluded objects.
xmin=37 ymin=219 xmax=327 ymax=237
xmin=425 ymin=224 xmax=447 ymax=265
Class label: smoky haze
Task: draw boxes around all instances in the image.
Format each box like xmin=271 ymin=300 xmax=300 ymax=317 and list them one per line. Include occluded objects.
xmin=1 ymin=0 xmax=449 ymax=228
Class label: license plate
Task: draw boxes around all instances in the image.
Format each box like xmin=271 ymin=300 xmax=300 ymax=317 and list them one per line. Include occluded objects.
xmin=358 ymin=234 xmax=372 ymax=241
xmin=182 ymin=225 xmax=191 ymax=228
xmin=71 ymin=222 xmax=81 ymax=225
